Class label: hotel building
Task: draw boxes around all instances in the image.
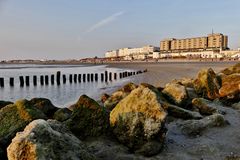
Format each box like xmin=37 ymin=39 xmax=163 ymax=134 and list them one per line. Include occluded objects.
xmin=160 ymin=33 xmax=228 ymax=52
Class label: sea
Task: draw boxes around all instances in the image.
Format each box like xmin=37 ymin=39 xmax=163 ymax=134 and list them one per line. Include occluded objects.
xmin=0 ymin=64 xmax=135 ymax=107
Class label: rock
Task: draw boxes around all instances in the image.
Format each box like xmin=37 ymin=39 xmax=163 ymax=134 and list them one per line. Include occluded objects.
xmin=193 ymin=68 xmax=220 ymax=99
xmin=192 ymin=98 xmax=219 ymax=115
xmin=135 ymin=141 xmax=163 ymax=157
xmin=186 ymin=88 xmax=199 ymax=100
xmin=171 ymin=77 xmax=194 ymax=88
xmin=162 ymin=83 xmax=188 ymax=106
xmin=232 ymin=102 xmax=240 ymax=110
xmin=180 ymin=114 xmax=226 ymax=136
xmin=64 ymin=95 xmax=109 ymax=139
xmin=53 ymin=108 xmax=72 ymax=122
xmin=219 ymin=74 xmax=240 ymax=99
xmin=101 ymin=93 xmax=110 ymax=103
xmin=104 ymin=83 xmax=138 ymax=111
xmin=162 ymin=102 xmax=203 ymax=120
xmin=0 ymin=99 xmax=46 ymax=159
xmin=0 ymin=101 xmax=13 ymax=109
xmin=221 ymin=62 xmax=240 ymax=75
xmin=7 ymin=119 xmax=96 ymax=160
xmin=110 ymin=85 xmax=167 ymax=156
xmin=30 ymin=98 xmax=58 ymax=118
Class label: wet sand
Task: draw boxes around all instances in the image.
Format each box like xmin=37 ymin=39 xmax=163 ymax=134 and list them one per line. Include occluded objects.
xmin=108 ymin=61 xmax=237 ymax=87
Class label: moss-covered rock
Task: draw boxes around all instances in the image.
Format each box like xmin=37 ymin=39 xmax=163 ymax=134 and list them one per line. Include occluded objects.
xmin=110 ymin=84 xmax=167 ymax=156
xmin=30 ymin=98 xmax=58 ymax=118
xmin=193 ymin=68 xmax=220 ymax=100
xmin=219 ymin=74 xmax=240 ymax=99
xmin=0 ymin=101 xmax=13 ymax=110
xmin=104 ymin=82 xmax=138 ymax=111
xmin=192 ymin=98 xmax=219 ymax=115
xmin=0 ymin=99 xmax=47 ymax=159
xmin=101 ymin=93 xmax=110 ymax=103
xmin=220 ymin=63 xmax=240 ymax=75
xmin=162 ymin=83 xmax=189 ymax=106
xmin=179 ymin=114 xmax=226 ymax=136
xmin=64 ymin=95 xmax=109 ymax=139
xmin=7 ymin=119 xmax=96 ymax=160
xmin=171 ymin=77 xmax=194 ymax=88
xmin=53 ymin=108 xmax=72 ymax=122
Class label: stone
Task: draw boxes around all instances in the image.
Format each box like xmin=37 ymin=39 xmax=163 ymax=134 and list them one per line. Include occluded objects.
xmin=64 ymin=95 xmax=109 ymax=139
xmin=104 ymin=83 xmax=138 ymax=111
xmin=162 ymin=102 xmax=203 ymax=120
xmin=193 ymin=68 xmax=220 ymax=100
xmin=110 ymin=85 xmax=167 ymax=156
xmin=30 ymin=98 xmax=58 ymax=118
xmin=232 ymin=102 xmax=240 ymax=110
xmin=53 ymin=108 xmax=72 ymax=122
xmin=180 ymin=114 xmax=226 ymax=136
xmin=0 ymin=101 xmax=13 ymax=109
xmin=221 ymin=63 xmax=240 ymax=75
xmin=7 ymin=119 xmax=96 ymax=160
xmin=192 ymin=98 xmax=219 ymax=115
xmin=0 ymin=99 xmax=46 ymax=159
xmin=219 ymin=74 xmax=240 ymax=99
xmin=171 ymin=77 xmax=194 ymax=88
xmin=101 ymin=93 xmax=110 ymax=103
xmin=162 ymin=83 xmax=188 ymax=106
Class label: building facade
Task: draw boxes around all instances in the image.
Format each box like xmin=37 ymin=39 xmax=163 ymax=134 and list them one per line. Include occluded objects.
xmin=160 ymin=33 xmax=228 ymax=52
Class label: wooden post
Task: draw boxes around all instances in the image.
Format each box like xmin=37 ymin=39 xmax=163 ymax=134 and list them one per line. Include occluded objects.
xmin=51 ymin=75 xmax=54 ymax=85
xmin=9 ymin=77 xmax=14 ymax=87
xmin=109 ymin=72 xmax=112 ymax=81
xmin=62 ymin=75 xmax=66 ymax=84
xmin=69 ymin=74 xmax=73 ymax=83
xmin=25 ymin=76 xmax=30 ymax=86
xmin=105 ymin=71 xmax=108 ymax=82
xmin=74 ymin=74 xmax=77 ymax=83
xmin=56 ymin=71 xmax=61 ymax=85
xmin=101 ymin=73 xmax=104 ymax=82
xmin=19 ymin=76 xmax=24 ymax=87
xmin=91 ymin=73 xmax=94 ymax=82
xmin=83 ymin=74 xmax=86 ymax=82
xmin=78 ymin=74 xmax=81 ymax=83
xmin=119 ymin=73 xmax=122 ymax=79
xmin=45 ymin=75 xmax=49 ymax=85
xmin=133 ymin=72 xmax=136 ymax=75
xmin=0 ymin=78 xmax=4 ymax=87
xmin=95 ymin=73 xmax=98 ymax=81
xmin=33 ymin=76 xmax=37 ymax=86
xmin=87 ymin=74 xmax=90 ymax=82
xmin=40 ymin=75 xmax=44 ymax=85
xmin=114 ymin=73 xmax=117 ymax=80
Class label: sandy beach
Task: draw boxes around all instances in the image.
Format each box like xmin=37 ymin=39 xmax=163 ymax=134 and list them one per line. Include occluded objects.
xmin=108 ymin=61 xmax=238 ymax=87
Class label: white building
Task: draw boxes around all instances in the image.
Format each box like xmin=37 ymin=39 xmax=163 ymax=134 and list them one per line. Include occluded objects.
xmin=105 ymin=50 xmax=119 ymax=58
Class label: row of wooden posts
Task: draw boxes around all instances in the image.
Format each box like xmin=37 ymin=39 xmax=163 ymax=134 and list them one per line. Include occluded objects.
xmin=0 ymin=70 xmax=147 ymax=87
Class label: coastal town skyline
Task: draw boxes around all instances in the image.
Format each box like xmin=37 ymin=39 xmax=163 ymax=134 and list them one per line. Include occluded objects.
xmin=0 ymin=0 xmax=240 ymax=60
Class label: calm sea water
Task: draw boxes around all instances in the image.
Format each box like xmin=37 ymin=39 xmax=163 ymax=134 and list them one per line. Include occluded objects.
xmin=0 ymin=64 xmax=135 ymax=107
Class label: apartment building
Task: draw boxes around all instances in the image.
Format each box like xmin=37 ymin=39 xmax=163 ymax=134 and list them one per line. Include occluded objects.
xmin=160 ymin=33 xmax=228 ymax=52
xmin=105 ymin=50 xmax=119 ymax=58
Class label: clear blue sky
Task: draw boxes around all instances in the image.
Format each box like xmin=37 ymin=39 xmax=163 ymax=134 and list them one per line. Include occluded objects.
xmin=0 ymin=0 xmax=240 ymax=60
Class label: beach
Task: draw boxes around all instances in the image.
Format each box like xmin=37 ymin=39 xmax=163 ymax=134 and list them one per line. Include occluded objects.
xmin=108 ymin=61 xmax=237 ymax=87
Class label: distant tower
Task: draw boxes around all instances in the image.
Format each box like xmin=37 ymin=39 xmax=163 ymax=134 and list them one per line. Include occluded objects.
xmin=212 ymin=29 xmax=214 ymax=35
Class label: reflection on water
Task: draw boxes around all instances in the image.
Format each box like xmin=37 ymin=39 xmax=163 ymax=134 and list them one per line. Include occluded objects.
xmin=0 ymin=64 xmax=135 ymax=107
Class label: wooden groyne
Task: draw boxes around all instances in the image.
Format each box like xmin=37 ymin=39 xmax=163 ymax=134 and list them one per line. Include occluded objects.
xmin=0 ymin=70 xmax=146 ymax=88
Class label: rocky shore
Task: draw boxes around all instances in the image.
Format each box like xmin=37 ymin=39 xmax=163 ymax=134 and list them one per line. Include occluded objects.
xmin=0 ymin=63 xmax=239 ymax=160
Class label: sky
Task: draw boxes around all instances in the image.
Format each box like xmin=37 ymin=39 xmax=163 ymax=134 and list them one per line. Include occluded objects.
xmin=0 ymin=0 xmax=240 ymax=60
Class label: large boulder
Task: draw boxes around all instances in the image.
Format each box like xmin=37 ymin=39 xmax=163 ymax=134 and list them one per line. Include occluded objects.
xmin=7 ymin=119 xmax=96 ymax=160
xmin=179 ymin=114 xmax=226 ymax=136
xmin=171 ymin=77 xmax=194 ymax=88
xmin=64 ymin=95 xmax=109 ymax=139
xmin=193 ymin=68 xmax=220 ymax=100
xmin=30 ymin=98 xmax=58 ymax=118
xmin=192 ymin=98 xmax=219 ymax=115
xmin=53 ymin=108 xmax=72 ymax=122
xmin=162 ymin=83 xmax=188 ymax=106
xmin=0 ymin=99 xmax=46 ymax=159
xmin=220 ymin=63 xmax=240 ymax=75
xmin=0 ymin=101 xmax=13 ymax=109
xmin=219 ymin=74 xmax=240 ymax=99
xmin=104 ymin=83 xmax=138 ymax=111
xmin=110 ymin=84 xmax=167 ymax=156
